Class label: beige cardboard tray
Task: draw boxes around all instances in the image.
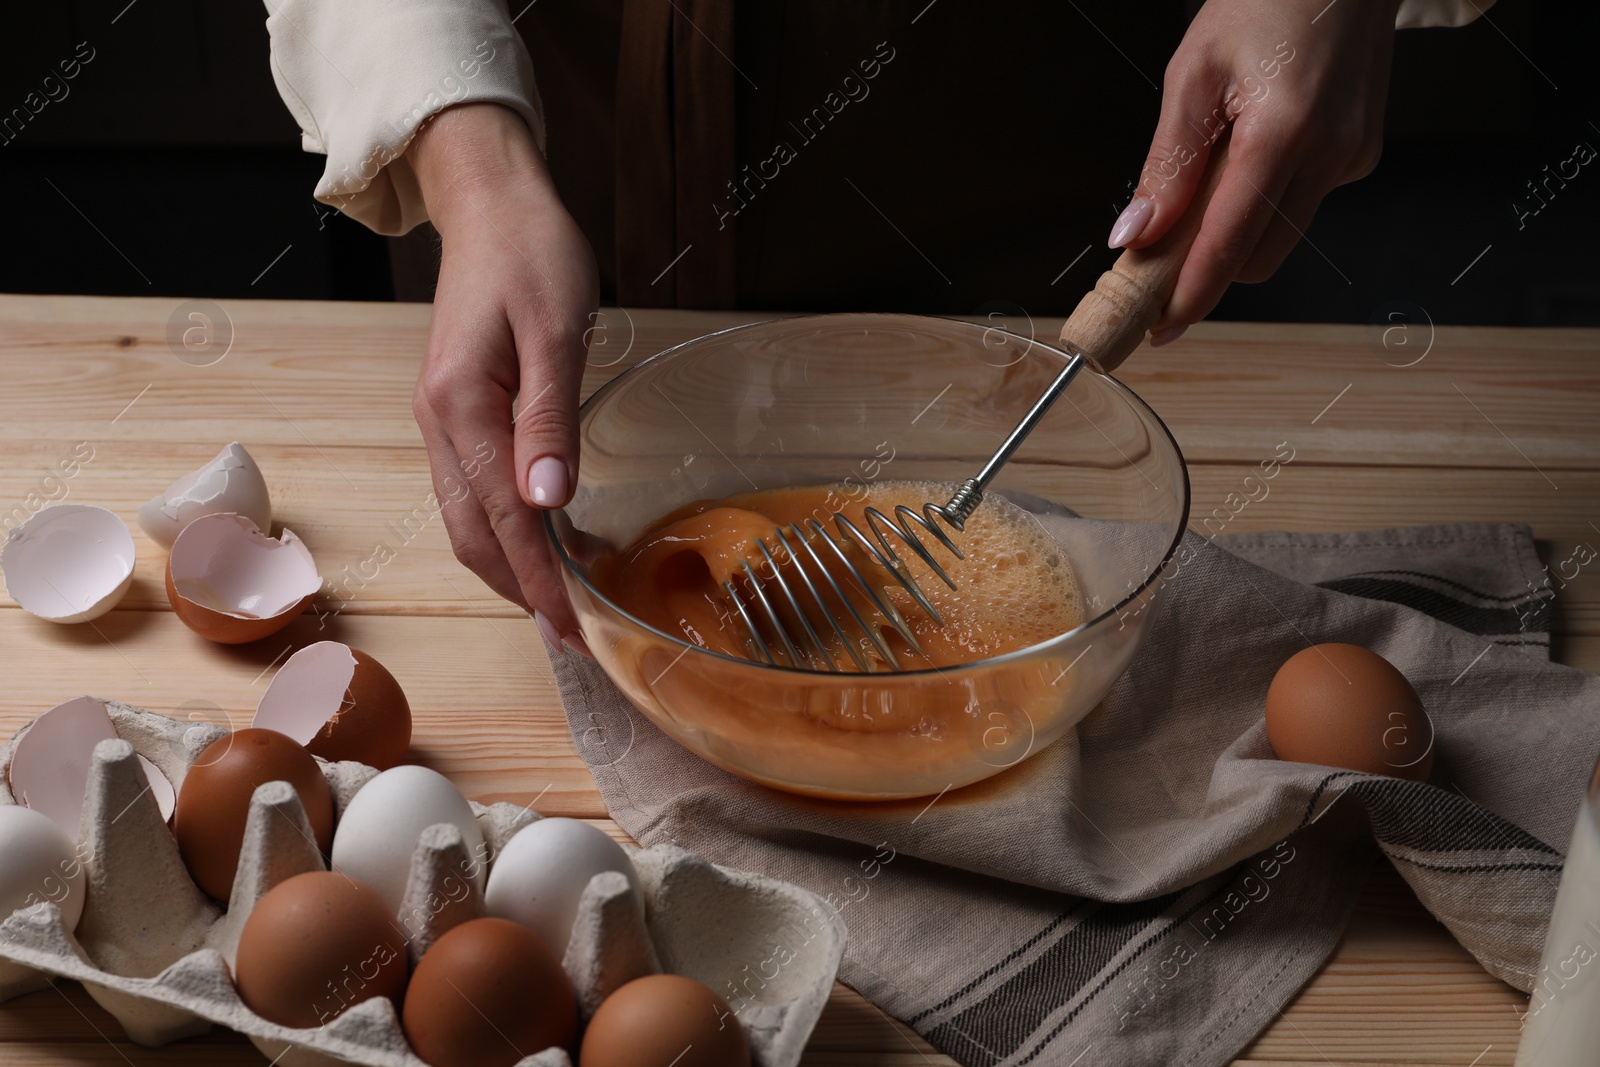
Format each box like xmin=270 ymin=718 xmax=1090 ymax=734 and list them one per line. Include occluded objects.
xmin=0 ymin=700 xmax=846 ymax=1067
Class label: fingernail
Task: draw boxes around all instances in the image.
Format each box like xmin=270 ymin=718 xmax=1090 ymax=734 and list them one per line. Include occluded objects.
xmin=1149 ymin=325 xmax=1189 ymax=347
xmin=1109 ymin=197 xmax=1154 ymax=249
xmin=527 ymin=456 xmax=569 ymax=507
xmin=534 ymin=610 xmax=563 ymax=649
xmin=563 ymin=630 xmax=593 ymax=658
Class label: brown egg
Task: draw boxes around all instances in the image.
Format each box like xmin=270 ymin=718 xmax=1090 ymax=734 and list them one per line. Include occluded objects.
xmin=402 ymin=918 xmax=577 ymax=1067
xmin=1265 ymin=643 xmax=1434 ymax=782
xmin=581 ymin=974 xmax=750 ymax=1067
xmin=235 ymin=871 xmax=408 ymax=1029
xmin=174 ymin=729 xmax=334 ymax=900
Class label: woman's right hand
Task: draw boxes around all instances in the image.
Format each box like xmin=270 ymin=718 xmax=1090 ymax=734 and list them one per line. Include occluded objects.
xmin=407 ymin=102 xmax=599 ymax=653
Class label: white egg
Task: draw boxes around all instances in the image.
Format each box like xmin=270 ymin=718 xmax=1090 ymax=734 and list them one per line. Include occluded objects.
xmin=485 ymin=817 xmax=640 ymax=957
xmin=0 ymin=805 xmax=87 ymax=931
xmin=137 ymin=442 xmax=272 ymax=549
xmin=329 ymin=766 xmax=484 ymax=916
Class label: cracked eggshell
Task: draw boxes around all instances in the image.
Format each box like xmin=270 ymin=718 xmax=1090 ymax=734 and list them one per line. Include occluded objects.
xmin=254 ymin=643 xmax=412 ymax=771
xmin=7 ymin=696 xmax=175 ymax=836
xmin=165 ymin=514 xmax=321 ymax=644
xmin=138 ymin=443 xmax=272 ymax=550
xmin=1 ymin=504 xmax=135 ymax=623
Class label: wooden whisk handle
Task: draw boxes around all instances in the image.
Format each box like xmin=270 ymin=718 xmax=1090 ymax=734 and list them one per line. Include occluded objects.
xmin=1059 ymin=138 xmax=1232 ymax=372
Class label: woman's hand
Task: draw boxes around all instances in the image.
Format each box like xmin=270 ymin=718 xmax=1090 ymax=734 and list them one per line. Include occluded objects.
xmin=408 ymin=102 xmax=599 ymax=653
xmin=1110 ymin=0 xmax=1400 ymax=344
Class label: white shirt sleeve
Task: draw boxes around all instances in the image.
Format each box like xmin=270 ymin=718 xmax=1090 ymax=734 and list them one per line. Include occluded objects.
xmin=263 ymin=0 xmax=545 ymax=235
xmin=1396 ymin=0 xmax=1495 ymax=29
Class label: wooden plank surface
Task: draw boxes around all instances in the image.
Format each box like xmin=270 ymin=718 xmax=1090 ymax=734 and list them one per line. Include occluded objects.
xmin=0 ymin=293 xmax=1595 ymax=1067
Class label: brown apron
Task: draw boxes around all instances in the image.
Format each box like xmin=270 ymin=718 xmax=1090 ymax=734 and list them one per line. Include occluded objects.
xmin=515 ymin=1 xmax=1187 ymax=313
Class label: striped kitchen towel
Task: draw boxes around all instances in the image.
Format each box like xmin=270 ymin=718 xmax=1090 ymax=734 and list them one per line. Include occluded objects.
xmin=547 ymin=523 xmax=1596 ymax=1066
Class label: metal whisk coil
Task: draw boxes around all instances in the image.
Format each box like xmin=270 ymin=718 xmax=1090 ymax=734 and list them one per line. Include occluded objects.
xmin=723 ymin=498 xmax=974 ymax=672
xmin=721 ymin=348 xmax=1085 ymax=673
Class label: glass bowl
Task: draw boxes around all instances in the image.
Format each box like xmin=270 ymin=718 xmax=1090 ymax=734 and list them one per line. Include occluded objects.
xmin=547 ymin=313 xmax=1189 ymax=800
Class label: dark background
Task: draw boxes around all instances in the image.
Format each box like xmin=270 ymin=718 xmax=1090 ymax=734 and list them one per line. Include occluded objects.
xmin=0 ymin=0 xmax=1594 ymax=326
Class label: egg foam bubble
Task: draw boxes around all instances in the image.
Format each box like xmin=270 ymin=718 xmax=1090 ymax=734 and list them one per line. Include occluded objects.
xmin=590 ymin=480 xmax=1085 ymax=671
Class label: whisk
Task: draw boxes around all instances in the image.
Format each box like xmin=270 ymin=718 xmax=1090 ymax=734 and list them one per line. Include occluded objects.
xmin=716 ymin=139 xmax=1233 ymax=672
xmin=721 ymin=349 xmax=1086 ymax=673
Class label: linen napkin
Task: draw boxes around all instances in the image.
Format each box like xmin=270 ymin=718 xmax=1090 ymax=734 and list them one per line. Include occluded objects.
xmin=547 ymin=522 xmax=1597 ymax=1067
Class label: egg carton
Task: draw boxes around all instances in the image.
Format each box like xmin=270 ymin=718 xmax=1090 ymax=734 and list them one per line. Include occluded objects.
xmin=0 ymin=701 xmax=846 ymax=1067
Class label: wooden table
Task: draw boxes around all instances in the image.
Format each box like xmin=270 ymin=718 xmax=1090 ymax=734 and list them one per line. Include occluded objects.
xmin=0 ymin=294 xmax=1594 ymax=1066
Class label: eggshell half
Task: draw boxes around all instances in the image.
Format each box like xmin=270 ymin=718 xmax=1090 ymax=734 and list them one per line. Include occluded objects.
xmin=165 ymin=514 xmax=321 ymax=644
xmin=253 ymin=642 xmax=412 ymax=770
xmin=137 ymin=442 xmax=272 ymax=549
xmin=7 ymin=696 xmax=175 ymax=836
xmin=1 ymin=504 xmax=135 ymax=623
